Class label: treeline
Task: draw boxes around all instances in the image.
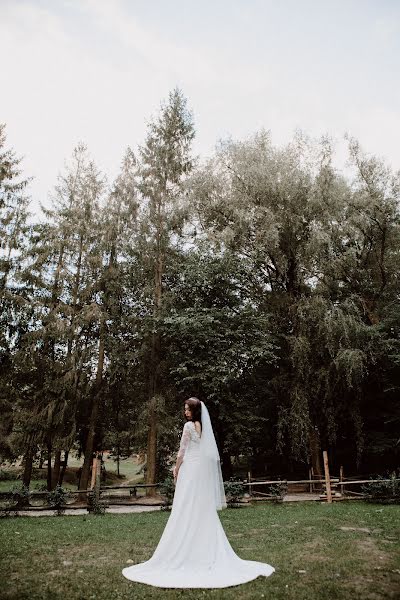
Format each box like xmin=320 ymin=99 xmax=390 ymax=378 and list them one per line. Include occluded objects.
xmin=1 ymin=89 xmax=399 ymax=490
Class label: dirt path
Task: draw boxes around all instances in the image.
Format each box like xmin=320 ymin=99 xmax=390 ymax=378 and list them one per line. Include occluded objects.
xmin=283 ymin=493 xmax=320 ymax=501
xmin=6 ymin=505 xmax=163 ymax=517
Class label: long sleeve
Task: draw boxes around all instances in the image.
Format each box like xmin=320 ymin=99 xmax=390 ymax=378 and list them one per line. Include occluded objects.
xmin=177 ymin=422 xmax=191 ymax=460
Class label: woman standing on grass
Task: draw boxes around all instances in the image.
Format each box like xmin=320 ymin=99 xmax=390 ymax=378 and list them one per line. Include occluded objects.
xmin=122 ymin=397 xmax=275 ymax=588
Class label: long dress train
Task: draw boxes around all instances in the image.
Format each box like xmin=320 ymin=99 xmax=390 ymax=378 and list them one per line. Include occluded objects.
xmin=122 ymin=420 xmax=275 ymax=588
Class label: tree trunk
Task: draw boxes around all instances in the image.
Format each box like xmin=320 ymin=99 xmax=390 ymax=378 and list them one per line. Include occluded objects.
xmin=51 ymin=450 xmax=62 ymax=490
xmin=46 ymin=441 xmax=52 ymax=491
xmin=286 ymin=251 xmax=300 ymax=298
xmin=79 ymin=404 xmax=99 ymax=493
xmin=22 ymin=442 xmax=35 ymax=489
xmin=146 ymin=227 xmax=163 ymax=496
xmin=309 ymin=426 xmax=323 ymax=480
xmin=68 ymin=234 xmax=83 ymax=356
xmin=79 ymin=319 xmax=105 ymax=492
xmin=146 ymin=395 xmax=158 ymax=496
xmin=58 ymin=450 xmax=69 ymax=486
xmin=146 ymin=329 xmax=160 ymax=494
xmin=361 ymin=296 xmax=380 ymax=325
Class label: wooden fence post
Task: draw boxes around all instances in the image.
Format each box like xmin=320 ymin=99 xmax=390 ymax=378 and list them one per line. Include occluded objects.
xmin=340 ymin=465 xmax=344 ymax=496
xmin=323 ymin=450 xmax=332 ymax=503
xmin=90 ymin=455 xmax=97 ymax=490
xmin=248 ymin=471 xmax=252 ymax=497
xmin=95 ymin=453 xmax=101 ymax=505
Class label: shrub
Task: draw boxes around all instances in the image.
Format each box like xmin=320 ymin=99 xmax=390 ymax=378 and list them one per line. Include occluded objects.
xmin=1 ymin=483 xmax=32 ymax=516
xmin=10 ymin=483 xmax=31 ymax=506
xmin=87 ymin=491 xmax=106 ymax=515
xmin=224 ymin=478 xmax=245 ymax=507
xmin=159 ymin=475 xmax=175 ymax=510
xmin=46 ymin=485 xmax=72 ymax=516
xmin=0 ymin=469 xmax=19 ymax=481
xmin=362 ymin=471 xmax=400 ymax=504
xmin=268 ymin=480 xmax=287 ymax=502
xmin=33 ymin=483 xmax=48 ymax=492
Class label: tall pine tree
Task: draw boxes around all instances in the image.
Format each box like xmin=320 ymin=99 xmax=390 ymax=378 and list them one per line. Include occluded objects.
xmin=138 ymin=88 xmax=195 ymax=490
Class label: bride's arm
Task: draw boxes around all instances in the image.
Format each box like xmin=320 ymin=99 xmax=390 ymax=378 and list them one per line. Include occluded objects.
xmin=173 ymin=423 xmax=190 ymax=481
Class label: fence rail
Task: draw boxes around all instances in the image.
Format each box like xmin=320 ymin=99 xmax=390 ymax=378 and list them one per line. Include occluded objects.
xmin=1 ymin=448 xmax=398 ymax=510
xmin=241 ymin=478 xmax=400 ymax=486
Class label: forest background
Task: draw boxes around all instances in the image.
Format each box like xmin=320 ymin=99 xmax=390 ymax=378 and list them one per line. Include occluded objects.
xmin=1 ymin=88 xmax=399 ymax=494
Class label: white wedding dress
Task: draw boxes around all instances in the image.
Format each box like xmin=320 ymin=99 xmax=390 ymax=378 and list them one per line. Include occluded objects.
xmin=122 ymin=416 xmax=275 ymax=588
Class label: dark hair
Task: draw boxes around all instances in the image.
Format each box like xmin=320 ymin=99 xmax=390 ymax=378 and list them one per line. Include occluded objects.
xmin=184 ymin=397 xmax=202 ymax=425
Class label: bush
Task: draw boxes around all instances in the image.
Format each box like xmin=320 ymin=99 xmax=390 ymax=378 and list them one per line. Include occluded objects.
xmin=268 ymin=480 xmax=287 ymax=502
xmin=10 ymin=483 xmax=31 ymax=506
xmin=1 ymin=483 xmax=32 ymax=516
xmin=224 ymin=478 xmax=245 ymax=507
xmin=159 ymin=475 xmax=175 ymax=510
xmin=33 ymin=483 xmax=48 ymax=492
xmin=0 ymin=469 xmax=20 ymax=481
xmin=362 ymin=471 xmax=400 ymax=504
xmin=87 ymin=491 xmax=106 ymax=515
xmin=46 ymin=485 xmax=72 ymax=516
xmin=30 ymin=468 xmax=48 ymax=480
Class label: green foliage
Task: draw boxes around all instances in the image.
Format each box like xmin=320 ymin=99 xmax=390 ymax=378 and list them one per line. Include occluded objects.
xmin=0 ymin=469 xmax=19 ymax=481
xmin=224 ymin=477 xmax=245 ymax=507
xmin=45 ymin=484 xmax=71 ymax=516
xmin=4 ymin=483 xmax=31 ymax=514
xmin=267 ymin=481 xmax=288 ymax=501
xmin=362 ymin=472 xmax=400 ymax=504
xmin=1 ymin=102 xmax=399 ymax=482
xmin=87 ymin=491 xmax=106 ymax=515
xmin=190 ymin=130 xmax=400 ymax=472
xmin=159 ymin=474 xmax=175 ymax=510
xmin=0 ymin=123 xmax=32 ymax=463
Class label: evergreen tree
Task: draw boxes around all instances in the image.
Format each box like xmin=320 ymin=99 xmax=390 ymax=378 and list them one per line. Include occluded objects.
xmin=80 ymin=147 xmax=139 ymax=490
xmin=0 ymin=123 xmax=31 ymax=462
xmin=17 ymin=143 xmax=106 ymax=490
xmin=137 ymin=88 xmax=195 ymax=490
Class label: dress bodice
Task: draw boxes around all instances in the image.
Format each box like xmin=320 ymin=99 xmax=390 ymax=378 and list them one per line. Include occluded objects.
xmin=177 ymin=421 xmax=201 ymax=462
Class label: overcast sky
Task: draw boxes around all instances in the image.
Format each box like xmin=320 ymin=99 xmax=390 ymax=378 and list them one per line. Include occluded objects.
xmin=1 ymin=0 xmax=399 ymax=215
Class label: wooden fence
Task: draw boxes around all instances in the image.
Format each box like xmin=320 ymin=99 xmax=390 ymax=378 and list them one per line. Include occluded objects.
xmin=1 ymin=449 xmax=398 ymax=510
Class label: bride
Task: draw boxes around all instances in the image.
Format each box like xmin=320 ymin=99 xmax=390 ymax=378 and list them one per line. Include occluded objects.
xmin=122 ymin=397 xmax=275 ymax=588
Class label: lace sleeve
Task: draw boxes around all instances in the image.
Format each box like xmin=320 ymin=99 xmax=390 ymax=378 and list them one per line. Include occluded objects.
xmin=177 ymin=422 xmax=191 ymax=460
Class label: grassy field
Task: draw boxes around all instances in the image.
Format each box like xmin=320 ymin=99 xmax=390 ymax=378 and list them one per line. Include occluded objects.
xmin=65 ymin=454 xmax=144 ymax=481
xmin=0 ymin=480 xmax=78 ymax=493
xmin=0 ymin=501 xmax=399 ymax=600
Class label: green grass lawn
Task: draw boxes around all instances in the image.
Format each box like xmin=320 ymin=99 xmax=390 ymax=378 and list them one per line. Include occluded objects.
xmin=66 ymin=454 xmax=144 ymax=481
xmin=0 ymin=501 xmax=399 ymax=600
xmin=0 ymin=480 xmax=79 ymax=493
